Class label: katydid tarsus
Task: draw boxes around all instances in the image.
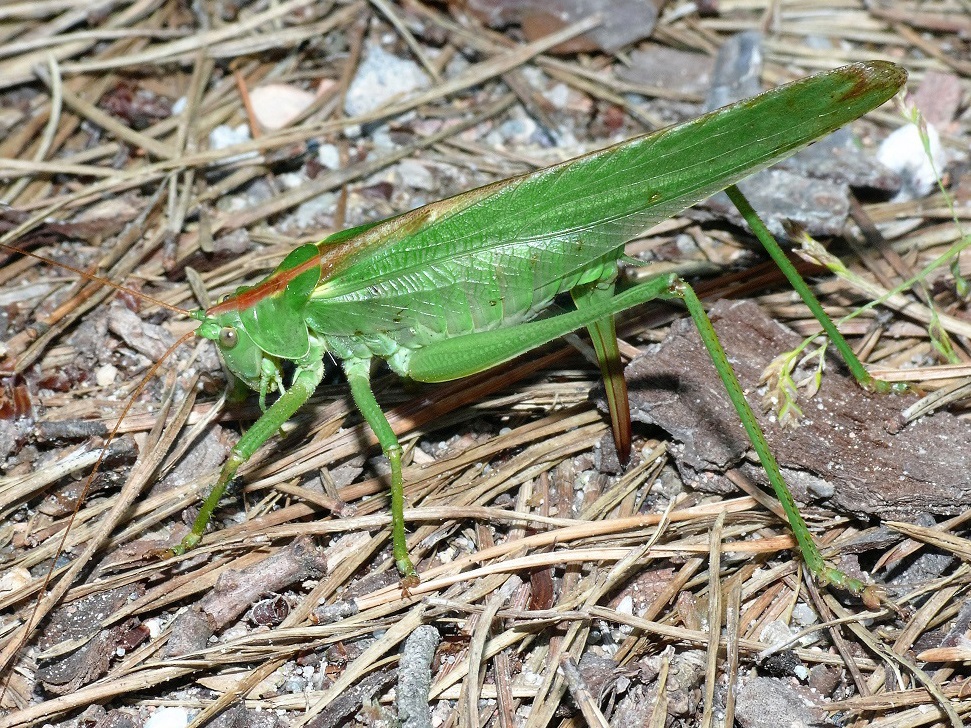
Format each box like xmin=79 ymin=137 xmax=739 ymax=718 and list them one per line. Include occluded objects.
xmin=6 ymin=62 xmax=905 ymax=606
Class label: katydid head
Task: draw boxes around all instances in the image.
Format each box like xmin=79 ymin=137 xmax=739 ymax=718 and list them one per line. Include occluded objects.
xmin=192 ymin=243 xmax=324 ymax=401
xmin=194 ymin=307 xmax=284 ymax=397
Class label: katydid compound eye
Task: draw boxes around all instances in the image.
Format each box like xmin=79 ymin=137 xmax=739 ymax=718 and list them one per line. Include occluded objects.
xmin=219 ymin=327 xmax=238 ymax=349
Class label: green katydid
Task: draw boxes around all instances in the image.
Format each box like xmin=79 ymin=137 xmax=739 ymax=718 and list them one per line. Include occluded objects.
xmin=159 ymin=60 xmax=905 ymax=594
xmin=7 ymin=62 xmax=905 ymax=600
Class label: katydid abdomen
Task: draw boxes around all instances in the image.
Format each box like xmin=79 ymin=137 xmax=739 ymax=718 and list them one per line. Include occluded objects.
xmin=307 ymin=242 xmax=621 ymax=353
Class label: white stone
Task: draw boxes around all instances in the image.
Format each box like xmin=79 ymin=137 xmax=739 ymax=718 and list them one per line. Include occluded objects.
xmin=345 ymin=46 xmax=430 ymax=117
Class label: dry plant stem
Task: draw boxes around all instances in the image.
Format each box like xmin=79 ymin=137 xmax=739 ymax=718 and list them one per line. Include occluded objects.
xmin=0 ymin=0 xmax=161 ymax=89
xmin=559 ymin=655 xmax=610 ymax=728
xmin=886 ymin=522 xmax=971 ymax=563
xmin=700 ymin=510 xmax=726 ymax=728
xmin=309 ymin=670 xmax=398 ymax=727
xmin=724 ymin=583 xmax=743 ymax=727
xmin=0 ymin=666 xmax=195 ymax=728
xmin=57 ymin=0 xmax=324 ymax=76
xmin=649 ymin=653 xmax=673 ymax=728
xmin=397 ymin=624 xmax=441 ymax=728
xmin=493 ymin=645 xmax=517 ymax=728
xmin=351 ymin=497 xmax=764 ymax=609
xmin=586 ymin=605 xmax=878 ymax=670
xmin=461 ymin=577 xmax=520 ymax=728
xmin=612 ymin=557 xmax=706 ymax=665
xmin=1 ymin=54 xmax=62 ymax=204
xmin=523 ymin=506 xmax=678 ymax=727
xmin=821 ymin=591 xmax=964 ymax=728
xmin=0 ymin=14 xmax=585 ymax=226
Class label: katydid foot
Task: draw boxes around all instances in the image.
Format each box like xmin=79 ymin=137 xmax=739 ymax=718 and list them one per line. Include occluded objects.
xmin=149 ymin=533 xmax=200 ymax=561
xmin=816 ymin=565 xmax=886 ymax=610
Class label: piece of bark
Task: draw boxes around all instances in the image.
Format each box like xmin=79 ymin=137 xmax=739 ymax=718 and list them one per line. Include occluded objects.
xmin=207 ymin=702 xmax=288 ymax=728
xmin=307 ymin=668 xmax=395 ymax=728
xmin=702 ymin=169 xmax=851 ymax=239
xmin=619 ymin=299 xmax=971 ymax=521
xmin=614 ymin=45 xmax=713 ymax=97
xmin=463 ymin=0 xmax=661 ymax=54
xmin=38 ymin=619 xmax=146 ymax=695
xmin=107 ymin=304 xmax=177 ymax=363
xmin=164 ymin=535 xmax=328 ymax=656
xmin=37 ymin=585 xmax=146 ymax=694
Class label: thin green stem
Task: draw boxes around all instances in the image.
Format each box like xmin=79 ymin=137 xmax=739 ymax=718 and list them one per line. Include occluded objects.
xmin=725 ymin=184 xmax=890 ymax=393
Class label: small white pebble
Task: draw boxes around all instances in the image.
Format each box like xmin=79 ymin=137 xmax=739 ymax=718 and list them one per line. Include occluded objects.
xmin=208 ymin=124 xmax=257 ymax=165
xmin=759 ymin=620 xmax=793 ymax=647
xmin=209 ymin=123 xmax=250 ymax=150
xmin=144 ymin=707 xmax=189 ymax=728
xmin=792 ymin=603 xmax=818 ymax=627
xmin=345 ymin=46 xmax=430 ymax=117
xmin=144 ymin=618 xmax=162 ymax=639
xmin=95 ymin=364 xmax=118 ymax=387
xmin=545 ymin=82 xmax=570 ymax=110
xmin=876 ymin=121 xmax=945 ymax=201
xmin=317 ymin=143 xmax=341 ymax=170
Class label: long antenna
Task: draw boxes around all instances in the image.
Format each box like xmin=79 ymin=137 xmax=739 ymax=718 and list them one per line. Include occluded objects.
xmin=1 ymin=242 xmax=192 ymax=317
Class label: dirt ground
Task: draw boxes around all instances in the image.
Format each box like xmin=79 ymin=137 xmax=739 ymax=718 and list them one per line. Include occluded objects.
xmin=1 ymin=1 xmax=970 ymax=727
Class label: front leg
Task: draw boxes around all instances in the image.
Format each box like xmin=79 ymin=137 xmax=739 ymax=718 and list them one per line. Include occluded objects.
xmin=171 ymin=356 xmax=325 ymax=555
